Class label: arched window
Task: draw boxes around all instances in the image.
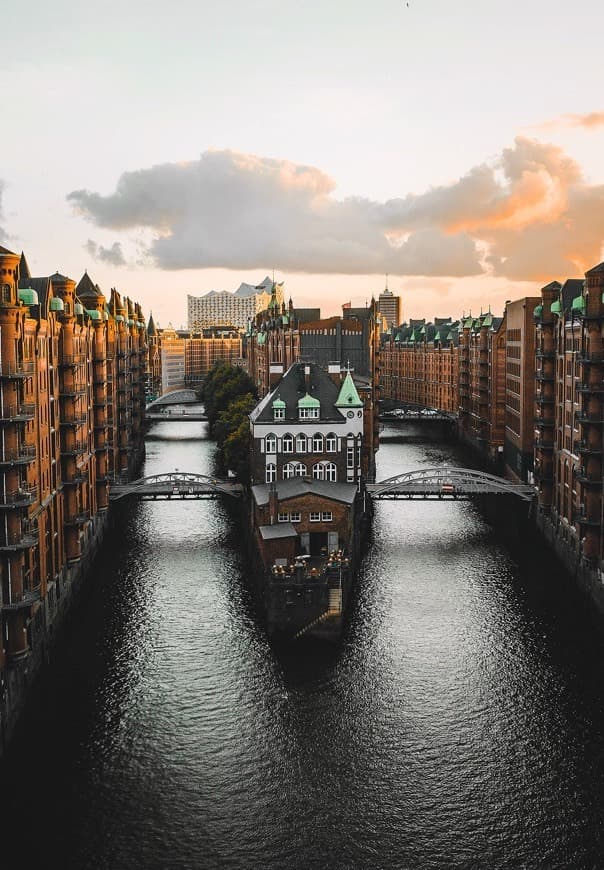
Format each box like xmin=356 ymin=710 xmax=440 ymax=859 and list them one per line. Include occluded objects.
xmin=296 ymin=433 xmax=307 ymax=453
xmin=313 ymin=462 xmax=337 ymax=482
xmin=283 ymin=433 xmax=294 ymax=453
xmin=284 ymin=462 xmax=307 ymax=479
xmin=312 ymin=433 xmax=323 ymax=453
xmin=324 ymin=462 xmax=337 ymax=482
xmin=265 ymin=433 xmax=277 ymax=453
xmin=266 ymin=464 xmax=276 ymax=483
xmin=326 ymin=433 xmax=337 ymax=453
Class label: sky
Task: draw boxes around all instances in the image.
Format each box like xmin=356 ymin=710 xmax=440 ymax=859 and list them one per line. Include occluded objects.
xmin=1 ymin=0 xmax=604 ymax=328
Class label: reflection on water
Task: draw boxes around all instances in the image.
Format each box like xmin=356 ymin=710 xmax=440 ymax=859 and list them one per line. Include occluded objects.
xmin=3 ymin=415 xmax=604 ymax=869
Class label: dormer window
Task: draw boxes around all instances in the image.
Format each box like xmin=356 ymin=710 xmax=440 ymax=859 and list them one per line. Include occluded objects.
xmin=297 ymin=392 xmax=320 ymax=420
xmin=273 ymin=397 xmax=286 ymax=420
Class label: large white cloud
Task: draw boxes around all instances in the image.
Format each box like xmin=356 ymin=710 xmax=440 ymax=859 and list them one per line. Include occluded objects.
xmin=67 ymin=138 xmax=604 ymax=281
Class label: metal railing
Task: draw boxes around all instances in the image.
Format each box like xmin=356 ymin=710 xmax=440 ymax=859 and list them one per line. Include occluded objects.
xmin=0 ymin=445 xmax=36 ymax=463
xmin=0 ymin=360 xmax=35 ymax=378
xmin=0 ymin=403 xmax=36 ymax=421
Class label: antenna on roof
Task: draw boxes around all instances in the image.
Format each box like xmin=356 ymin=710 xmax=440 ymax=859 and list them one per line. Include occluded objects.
xmin=385 ymin=273 xmax=388 ymax=291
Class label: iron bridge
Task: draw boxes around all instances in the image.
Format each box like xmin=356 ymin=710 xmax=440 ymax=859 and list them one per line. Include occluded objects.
xmin=366 ymin=466 xmax=535 ymax=501
xmin=109 ymin=472 xmax=243 ymax=501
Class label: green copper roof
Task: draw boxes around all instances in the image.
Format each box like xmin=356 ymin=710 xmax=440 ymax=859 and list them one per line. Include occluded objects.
xmin=86 ymin=309 xmax=102 ymax=321
xmin=335 ymin=372 xmax=363 ymax=408
xmin=127 ymin=318 xmax=135 ymax=326
xmin=434 ymin=331 xmax=441 ymax=341
xmin=273 ymin=397 xmax=286 ymax=409
xmin=571 ymin=295 xmax=586 ymax=312
xmin=257 ymin=332 xmax=266 ymax=345
xmin=463 ymin=316 xmax=473 ymax=329
xmin=18 ymin=288 xmax=39 ymax=306
xmin=482 ymin=314 xmax=493 ymax=327
xmin=74 ymin=302 xmax=84 ymax=316
xmin=49 ymin=296 xmax=64 ymax=312
xmin=533 ymin=304 xmax=543 ymax=318
xmin=551 ymin=300 xmax=562 ymax=316
xmin=115 ymin=314 xmax=124 ymax=322
xmin=298 ymin=392 xmax=320 ymax=408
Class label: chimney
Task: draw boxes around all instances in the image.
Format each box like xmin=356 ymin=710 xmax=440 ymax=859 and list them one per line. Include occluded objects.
xmin=328 ymin=362 xmax=341 ymax=386
xmin=269 ymin=362 xmax=284 ymax=388
xmin=304 ymin=364 xmax=311 ymax=393
xmin=268 ymin=483 xmax=278 ymax=524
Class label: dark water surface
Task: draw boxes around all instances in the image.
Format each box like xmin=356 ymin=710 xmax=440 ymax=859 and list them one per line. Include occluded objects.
xmin=3 ymin=416 xmax=604 ymax=870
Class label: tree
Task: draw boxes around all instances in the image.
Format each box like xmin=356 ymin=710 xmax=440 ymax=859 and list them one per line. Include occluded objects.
xmin=200 ymin=363 xmax=258 ymax=481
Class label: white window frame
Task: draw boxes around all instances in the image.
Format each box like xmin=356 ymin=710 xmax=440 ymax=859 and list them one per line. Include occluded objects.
xmin=278 ymin=512 xmax=289 ymax=523
xmin=322 ymin=512 xmax=333 ymax=521
xmin=273 ymin=407 xmax=285 ymax=420
xmin=266 ymin=464 xmax=277 ymax=483
xmin=296 ymin=434 xmax=307 ymax=453
xmin=312 ymin=434 xmax=323 ymax=453
xmin=283 ymin=433 xmax=294 ymax=453
xmin=310 ymin=512 xmax=321 ymax=522
xmin=266 ymin=433 xmax=277 ymax=453
xmin=347 ymin=446 xmax=355 ymax=468
xmin=326 ymin=433 xmax=337 ymax=453
xmin=290 ymin=511 xmax=301 ymax=523
xmin=324 ymin=462 xmax=337 ymax=482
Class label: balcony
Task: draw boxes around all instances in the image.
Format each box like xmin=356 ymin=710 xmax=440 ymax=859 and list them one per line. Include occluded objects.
xmin=0 ymin=445 xmax=36 ymax=466
xmin=1 ymin=589 xmax=41 ymax=611
xmin=59 ymin=354 xmax=86 ymax=368
xmin=59 ymin=385 xmax=87 ymax=398
xmin=578 ymin=383 xmax=604 ymax=394
xmin=0 ymin=403 xmax=36 ymax=423
xmin=576 ymin=512 xmax=601 ymax=528
xmin=576 ymin=440 xmax=602 ymax=456
xmin=535 ymin=392 xmax=555 ymax=404
xmin=576 ymin=473 xmax=602 ymax=487
xmin=0 ymin=530 xmax=38 ymax=551
xmin=64 ymin=509 xmax=90 ymax=527
xmin=60 ymin=413 xmax=87 ymax=426
xmin=579 ymin=352 xmax=604 ymax=365
xmin=61 ymin=441 xmax=88 ymax=457
xmin=62 ymin=474 xmax=87 ymax=486
xmin=0 ymin=360 xmax=35 ymax=379
xmin=0 ymin=485 xmax=37 ymax=508
xmin=576 ymin=411 xmax=603 ymax=425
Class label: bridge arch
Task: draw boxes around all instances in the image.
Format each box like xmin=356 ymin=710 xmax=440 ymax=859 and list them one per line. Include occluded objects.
xmin=368 ymin=466 xmax=535 ymax=501
xmin=146 ymin=389 xmax=199 ymax=410
xmin=109 ymin=472 xmax=242 ymax=501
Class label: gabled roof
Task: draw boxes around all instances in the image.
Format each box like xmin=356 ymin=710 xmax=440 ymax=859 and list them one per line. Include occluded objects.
xmin=251 ymin=479 xmax=357 ymax=507
xmin=0 ymin=245 xmax=17 ymax=256
xmin=542 ymin=280 xmax=562 ymax=292
xmin=560 ymin=278 xmax=584 ymax=310
xmin=586 ymin=262 xmax=604 ymax=275
xmin=76 ymin=271 xmax=103 ymax=299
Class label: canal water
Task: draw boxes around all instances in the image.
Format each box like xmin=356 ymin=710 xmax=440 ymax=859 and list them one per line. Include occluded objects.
xmin=3 ymin=415 xmax=604 ymax=869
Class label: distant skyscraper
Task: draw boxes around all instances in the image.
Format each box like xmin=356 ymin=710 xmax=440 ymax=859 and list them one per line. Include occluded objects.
xmin=378 ymin=285 xmax=401 ymax=330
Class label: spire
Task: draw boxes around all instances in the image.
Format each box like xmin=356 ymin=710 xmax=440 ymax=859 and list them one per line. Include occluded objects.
xmin=19 ymin=251 xmax=31 ymax=282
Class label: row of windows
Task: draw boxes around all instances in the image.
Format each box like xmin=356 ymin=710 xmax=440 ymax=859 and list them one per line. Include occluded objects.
xmin=277 ymin=511 xmax=333 ymax=523
xmin=264 ymin=433 xmax=353 ymax=454
xmin=266 ymin=461 xmax=338 ymax=482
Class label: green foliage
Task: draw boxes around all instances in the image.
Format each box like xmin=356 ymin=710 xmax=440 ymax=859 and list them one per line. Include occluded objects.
xmin=200 ymin=363 xmax=258 ymax=480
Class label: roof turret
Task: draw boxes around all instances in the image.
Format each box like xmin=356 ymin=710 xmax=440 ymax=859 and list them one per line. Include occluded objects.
xmin=335 ymin=372 xmax=363 ymax=408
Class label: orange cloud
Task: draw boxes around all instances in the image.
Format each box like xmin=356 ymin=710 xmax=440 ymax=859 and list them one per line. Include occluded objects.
xmin=536 ymin=111 xmax=604 ymax=130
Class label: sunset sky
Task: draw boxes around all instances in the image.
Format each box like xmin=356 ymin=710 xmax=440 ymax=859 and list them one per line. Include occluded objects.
xmin=2 ymin=0 xmax=604 ymax=327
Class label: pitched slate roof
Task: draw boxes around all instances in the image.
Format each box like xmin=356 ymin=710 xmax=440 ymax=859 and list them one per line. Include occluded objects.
xmin=560 ymin=279 xmax=584 ymax=310
xmin=76 ymin=271 xmax=103 ymax=299
xmin=251 ymin=480 xmax=357 ymax=507
xmin=250 ymin=362 xmax=346 ymax=423
xmin=21 ymin=276 xmax=52 ymax=310
xmin=259 ymin=523 xmax=298 ymax=540
xmin=19 ymin=252 xmax=31 ymax=281
xmin=586 ymin=262 xmax=604 ymax=275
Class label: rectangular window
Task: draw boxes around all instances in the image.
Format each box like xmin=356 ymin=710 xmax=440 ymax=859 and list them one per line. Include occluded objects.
xmin=310 ymin=512 xmax=321 ymax=522
xmin=321 ymin=512 xmax=332 ymax=521
xmin=290 ymin=512 xmax=301 ymax=523
xmin=347 ymin=447 xmax=355 ymax=468
xmin=274 ymin=407 xmax=285 ymax=420
xmin=278 ymin=512 xmax=289 ymax=523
